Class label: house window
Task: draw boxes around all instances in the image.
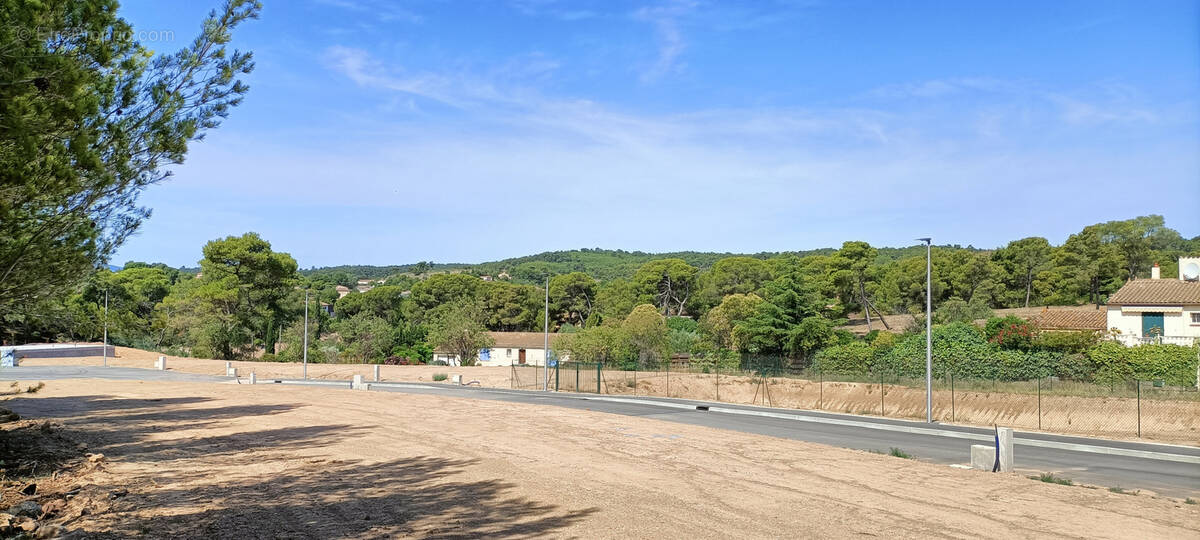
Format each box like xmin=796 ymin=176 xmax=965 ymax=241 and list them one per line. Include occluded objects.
xmin=1191 ymin=313 xmax=1200 ymax=324
xmin=506 ymin=349 xmax=513 ymax=357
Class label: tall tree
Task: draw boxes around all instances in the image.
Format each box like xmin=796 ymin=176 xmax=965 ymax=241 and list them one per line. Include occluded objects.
xmin=699 ymin=293 xmax=763 ymax=351
xmin=1059 ymin=225 xmax=1124 ymax=308
xmin=161 ymin=233 xmax=297 ymax=359
xmin=426 ymin=299 xmax=493 ymax=366
xmin=0 ymin=0 xmax=260 ymax=318
xmin=633 ymin=259 xmax=698 ymax=316
xmin=549 ymin=272 xmax=598 ymax=327
xmin=695 ymin=257 xmax=772 ymax=311
xmin=623 ymin=304 xmax=670 ymax=367
xmin=995 ymin=237 xmax=1052 ymax=308
xmin=829 ymin=241 xmax=888 ymax=330
xmin=1097 ymin=215 xmax=1178 ymax=281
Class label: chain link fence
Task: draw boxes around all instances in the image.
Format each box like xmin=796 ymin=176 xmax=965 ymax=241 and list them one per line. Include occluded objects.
xmin=540 ymin=358 xmax=1199 ymax=444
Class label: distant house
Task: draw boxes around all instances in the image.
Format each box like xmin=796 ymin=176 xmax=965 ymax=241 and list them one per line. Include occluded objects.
xmin=356 ymin=278 xmax=373 ymax=285
xmin=1027 ymin=308 xmax=1105 ymax=333
xmin=355 ymin=284 xmax=374 ymax=293
xmin=481 ymin=275 xmax=493 ymax=282
xmin=1105 ymin=258 xmax=1200 ymax=346
xmin=433 ymin=332 xmax=566 ymax=367
xmin=319 ymin=302 xmax=334 ymax=317
xmin=497 ymin=271 xmax=511 ymax=280
xmin=335 ymin=285 xmax=351 ymax=299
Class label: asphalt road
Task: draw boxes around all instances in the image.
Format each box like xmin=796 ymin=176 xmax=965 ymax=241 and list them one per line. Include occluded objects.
xmin=4 ymin=366 xmax=1198 ymax=498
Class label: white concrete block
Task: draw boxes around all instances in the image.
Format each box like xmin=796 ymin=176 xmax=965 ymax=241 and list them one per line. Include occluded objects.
xmin=451 ymin=374 xmax=462 ymax=385
xmin=155 ymin=356 xmax=166 ymax=370
xmin=374 ymin=365 xmax=381 ymax=382
xmin=997 ymin=427 xmax=1014 ymax=473
xmin=970 ymin=445 xmax=996 ymax=471
xmin=249 ymin=372 xmax=256 ymax=385
xmin=226 ymin=362 xmax=236 ymax=377
xmin=352 ymin=374 xmax=365 ymax=390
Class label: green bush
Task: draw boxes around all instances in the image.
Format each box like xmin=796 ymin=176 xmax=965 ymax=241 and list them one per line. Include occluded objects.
xmin=882 ymin=323 xmax=991 ymax=378
xmin=813 ymin=341 xmax=876 ymax=375
xmin=1087 ymin=342 xmax=1199 ymax=386
xmin=1053 ymin=353 xmax=1093 ymax=381
xmin=1033 ymin=331 xmax=1100 ymax=354
xmin=432 ymin=373 xmax=448 ymax=382
xmin=985 ymin=316 xmax=1036 ymax=350
xmin=259 ymin=353 xmax=278 ymax=362
xmin=666 ymin=316 xmax=699 ymax=333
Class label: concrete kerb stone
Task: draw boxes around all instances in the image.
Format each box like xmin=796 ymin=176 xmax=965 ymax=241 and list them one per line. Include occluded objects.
xmin=970 ymin=445 xmax=996 ymax=471
xmin=997 ymin=427 xmax=1014 ymax=472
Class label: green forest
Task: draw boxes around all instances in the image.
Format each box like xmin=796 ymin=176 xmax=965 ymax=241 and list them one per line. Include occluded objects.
xmin=5 ymin=215 xmax=1198 ymax=387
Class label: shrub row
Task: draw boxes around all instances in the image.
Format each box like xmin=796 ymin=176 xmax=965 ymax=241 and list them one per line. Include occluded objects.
xmin=813 ymin=323 xmax=1198 ymax=386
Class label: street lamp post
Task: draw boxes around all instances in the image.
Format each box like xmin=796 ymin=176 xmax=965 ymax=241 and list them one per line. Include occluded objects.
xmin=102 ymin=289 xmax=109 ymax=368
xmin=917 ymin=237 xmax=932 ymax=422
xmin=303 ymin=288 xmax=309 ymax=380
xmin=543 ymin=276 xmax=549 ymax=391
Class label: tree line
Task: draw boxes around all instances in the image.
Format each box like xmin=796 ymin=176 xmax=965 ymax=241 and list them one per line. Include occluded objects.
xmin=5 ymin=216 xmax=1196 ymax=378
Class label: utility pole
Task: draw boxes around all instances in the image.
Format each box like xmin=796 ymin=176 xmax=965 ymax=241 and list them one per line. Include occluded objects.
xmin=303 ymin=288 xmax=309 ymax=380
xmin=543 ymin=276 xmax=549 ymax=391
xmin=102 ymin=289 xmax=109 ymax=368
xmin=917 ymin=237 xmax=933 ymax=422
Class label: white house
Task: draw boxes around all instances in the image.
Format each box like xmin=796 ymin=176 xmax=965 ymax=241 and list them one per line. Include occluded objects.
xmin=1105 ymin=258 xmax=1200 ymax=346
xmin=432 ymin=332 xmax=566 ymax=367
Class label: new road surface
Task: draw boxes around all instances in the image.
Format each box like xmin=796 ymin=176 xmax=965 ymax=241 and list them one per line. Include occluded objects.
xmin=4 ymin=365 xmax=1198 ymax=498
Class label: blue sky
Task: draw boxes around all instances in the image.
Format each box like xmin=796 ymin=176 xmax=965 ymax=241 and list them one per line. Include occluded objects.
xmin=113 ymin=0 xmax=1200 ymax=268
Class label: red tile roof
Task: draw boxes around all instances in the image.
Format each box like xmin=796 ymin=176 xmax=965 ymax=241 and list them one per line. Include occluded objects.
xmin=1107 ymin=279 xmax=1200 ymax=305
xmin=1027 ymin=309 xmax=1106 ymax=331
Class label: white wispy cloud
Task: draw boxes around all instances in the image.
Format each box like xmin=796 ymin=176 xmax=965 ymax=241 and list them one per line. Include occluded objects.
xmin=632 ymin=1 xmax=697 ymax=82
xmin=312 ymin=0 xmax=424 ymax=24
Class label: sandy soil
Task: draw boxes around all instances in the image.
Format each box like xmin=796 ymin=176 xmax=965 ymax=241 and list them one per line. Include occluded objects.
xmin=2 ymin=379 xmax=1197 ymax=539
xmin=23 ymin=346 xmax=1200 ymax=445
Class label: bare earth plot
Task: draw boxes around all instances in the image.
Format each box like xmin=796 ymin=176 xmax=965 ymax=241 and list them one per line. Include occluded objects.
xmin=3 ymin=379 xmax=1198 ymax=539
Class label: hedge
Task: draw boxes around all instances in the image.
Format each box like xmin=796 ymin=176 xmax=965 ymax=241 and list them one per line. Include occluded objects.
xmin=1087 ymin=342 xmax=1199 ymax=387
xmin=813 ymin=325 xmax=1199 ymax=385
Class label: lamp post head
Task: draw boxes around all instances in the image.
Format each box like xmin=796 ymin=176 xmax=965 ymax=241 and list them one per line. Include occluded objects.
xmin=916 ymin=237 xmax=931 ymax=244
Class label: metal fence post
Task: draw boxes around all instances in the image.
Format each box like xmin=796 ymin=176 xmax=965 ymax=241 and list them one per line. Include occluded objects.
xmin=715 ymin=362 xmax=720 ymax=402
xmin=597 ymin=362 xmax=601 ymax=394
xmin=879 ymin=369 xmax=885 ymax=416
xmin=950 ymin=370 xmax=955 ymax=423
xmin=818 ymin=369 xmax=823 ymax=410
xmin=555 ymin=360 xmax=559 ymax=391
xmin=1136 ymin=379 xmax=1141 ymax=438
xmin=666 ymin=359 xmax=670 ymax=398
xmin=633 ymin=367 xmax=637 ymax=396
xmin=1037 ymin=377 xmax=1042 ymax=430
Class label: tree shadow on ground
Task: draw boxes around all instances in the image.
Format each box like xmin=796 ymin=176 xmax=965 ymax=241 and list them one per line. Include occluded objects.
xmin=4 ymin=395 xmax=332 ymax=462
xmin=86 ymin=456 xmax=599 ymax=539
xmin=8 ymin=395 xmax=599 ymax=538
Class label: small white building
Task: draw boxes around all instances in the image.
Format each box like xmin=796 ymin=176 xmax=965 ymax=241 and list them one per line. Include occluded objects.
xmin=432 ymin=332 xmax=565 ymax=367
xmin=1105 ymin=258 xmax=1200 ymax=346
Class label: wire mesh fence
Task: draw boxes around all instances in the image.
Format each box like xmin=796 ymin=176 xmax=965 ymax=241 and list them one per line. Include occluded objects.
xmin=544 ymin=358 xmax=1200 ymax=443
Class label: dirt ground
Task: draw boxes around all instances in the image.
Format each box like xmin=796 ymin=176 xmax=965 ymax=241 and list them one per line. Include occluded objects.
xmin=0 ymin=379 xmax=1196 ymax=539
xmin=23 ymin=346 xmax=1200 ymax=444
